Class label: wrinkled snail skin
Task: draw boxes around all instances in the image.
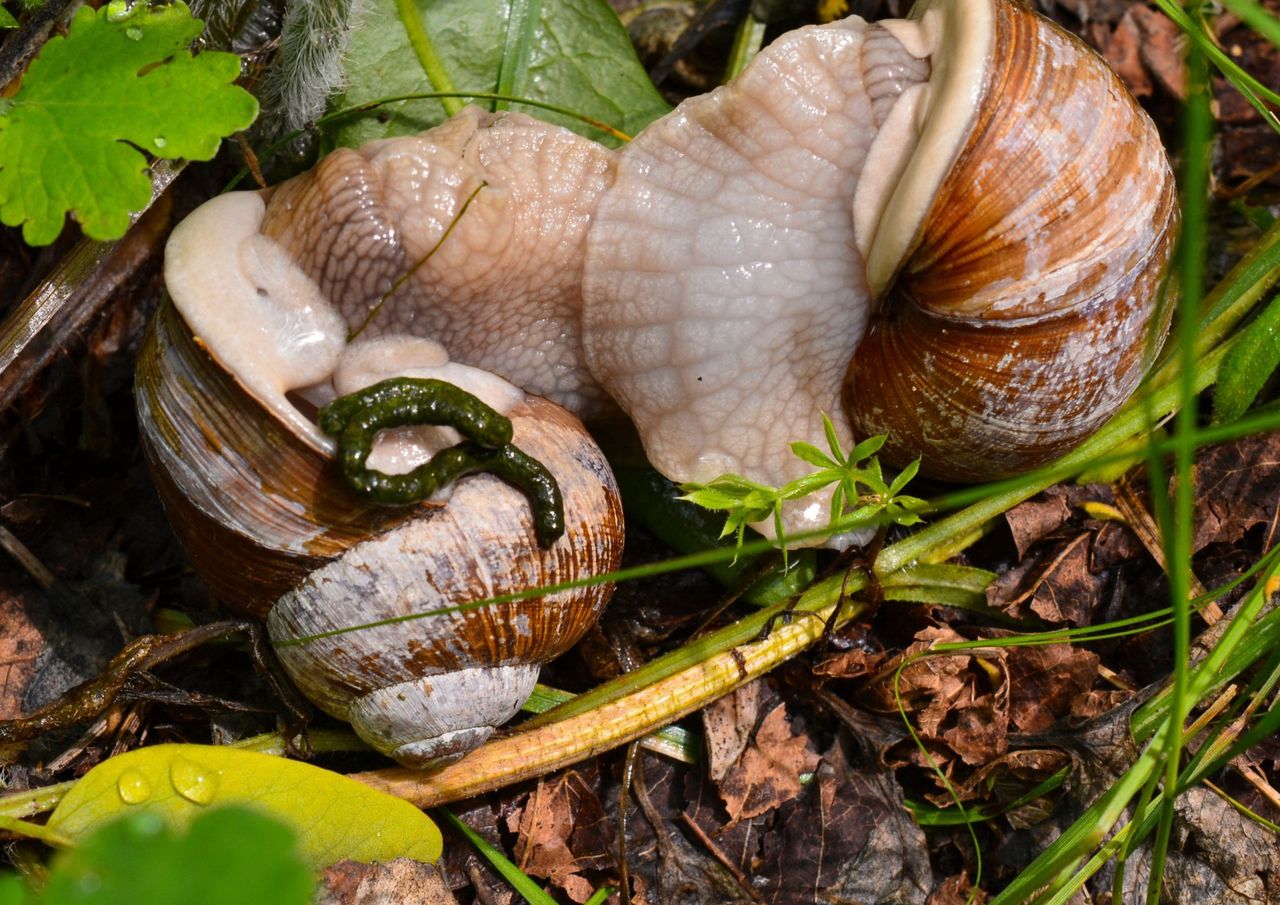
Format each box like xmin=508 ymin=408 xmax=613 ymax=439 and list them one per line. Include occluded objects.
xmin=136 ymin=178 xmax=625 ymax=769
xmin=582 ymin=0 xmax=1178 ymax=529
xmin=259 ymin=106 xmax=619 ymax=419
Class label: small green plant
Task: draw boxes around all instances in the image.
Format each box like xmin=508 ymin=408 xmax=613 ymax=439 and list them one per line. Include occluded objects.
xmin=679 ymin=412 xmax=926 ymax=554
xmin=0 ymin=1 xmax=257 ymax=245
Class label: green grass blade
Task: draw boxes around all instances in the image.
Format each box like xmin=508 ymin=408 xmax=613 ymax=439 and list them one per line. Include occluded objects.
xmin=440 ymin=809 xmax=559 ymax=905
xmin=495 ymin=0 xmax=541 ymax=112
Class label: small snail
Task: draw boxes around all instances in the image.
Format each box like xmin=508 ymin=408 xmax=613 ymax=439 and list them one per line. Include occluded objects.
xmin=135 ymin=189 xmax=624 ymax=768
xmin=137 ymin=0 xmax=1176 ymax=763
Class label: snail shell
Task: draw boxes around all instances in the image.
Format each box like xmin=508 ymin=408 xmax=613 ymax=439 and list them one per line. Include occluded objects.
xmin=582 ymin=0 xmax=1177 ymax=532
xmin=135 ymin=192 xmax=624 ymax=769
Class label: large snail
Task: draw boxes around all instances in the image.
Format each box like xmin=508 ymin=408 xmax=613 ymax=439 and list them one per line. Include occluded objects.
xmin=136 ymin=0 xmax=1176 ymax=765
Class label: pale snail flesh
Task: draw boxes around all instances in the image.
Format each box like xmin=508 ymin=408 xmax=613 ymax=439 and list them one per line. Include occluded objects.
xmin=136 ymin=189 xmax=624 ymax=769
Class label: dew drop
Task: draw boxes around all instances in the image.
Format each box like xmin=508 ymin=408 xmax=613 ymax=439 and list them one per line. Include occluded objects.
xmin=105 ymin=0 xmax=135 ymax=22
xmin=170 ymin=756 xmax=218 ymax=806
xmin=125 ymin=26 xmax=143 ymax=41
xmin=116 ymin=768 xmax=152 ymax=804
xmin=153 ymin=136 xmax=167 ymax=149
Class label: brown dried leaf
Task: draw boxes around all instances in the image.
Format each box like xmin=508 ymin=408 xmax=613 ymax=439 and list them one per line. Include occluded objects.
xmin=759 ymin=741 xmax=931 ymax=905
xmin=1114 ymin=787 xmax=1280 ymax=903
xmin=987 ymin=533 xmax=1105 ymax=626
xmin=942 ymin=694 xmax=1008 ymax=766
xmin=1005 ymin=644 xmax=1100 ymax=733
xmin=716 ymin=703 xmax=820 ymax=824
xmin=701 ymin=680 xmax=760 ymax=783
xmin=506 ymin=771 xmax=613 ymax=903
xmin=1091 ymin=6 xmax=1187 ymax=99
xmin=867 ymin=627 xmax=978 ymax=736
xmin=1189 ymin=434 xmax=1280 ymax=552
xmin=632 ymin=758 xmax=752 ymax=905
xmin=928 ymin=873 xmax=986 ymax=905
xmin=318 ymin=859 xmax=459 ymax=905
xmin=1003 ymin=492 xmax=1072 ymax=559
xmin=0 ymin=587 xmax=47 ymax=720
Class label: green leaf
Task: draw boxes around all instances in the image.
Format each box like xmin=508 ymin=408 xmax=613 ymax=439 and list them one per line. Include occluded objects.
xmin=789 ymin=441 xmax=836 ymax=469
xmin=46 ymin=744 xmax=442 ymax=869
xmin=327 ymin=0 xmax=669 ymax=149
xmin=849 ymin=434 xmax=887 ymax=462
xmin=0 ymin=2 xmax=258 ymax=244
xmin=0 ymin=875 xmax=28 ymax=905
xmin=1214 ymin=293 xmax=1280 ymax=424
xmin=41 ymin=808 xmax=314 ymax=905
xmin=0 ymin=10 xmax=18 ymax=28
xmin=889 ymin=458 xmax=921 ymax=495
xmin=821 ymin=412 xmax=845 ymax=463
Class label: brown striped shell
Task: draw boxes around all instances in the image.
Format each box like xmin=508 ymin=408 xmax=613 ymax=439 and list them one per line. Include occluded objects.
xmin=136 ymin=294 xmax=624 ymax=769
xmin=844 ymin=0 xmax=1178 ymax=480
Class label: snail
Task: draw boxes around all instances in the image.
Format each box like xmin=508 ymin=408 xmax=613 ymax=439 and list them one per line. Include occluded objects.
xmin=583 ymin=0 xmax=1178 ymax=538
xmin=135 ymin=188 xmax=625 ymax=768
xmin=136 ymin=0 xmax=1176 ymax=764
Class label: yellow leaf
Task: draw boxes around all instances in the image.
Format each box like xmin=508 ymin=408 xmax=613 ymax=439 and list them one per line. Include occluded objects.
xmin=46 ymin=744 xmax=441 ymax=868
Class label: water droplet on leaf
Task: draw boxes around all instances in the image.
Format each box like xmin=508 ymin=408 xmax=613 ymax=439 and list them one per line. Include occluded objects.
xmin=105 ymin=0 xmax=137 ymax=22
xmin=116 ymin=768 xmax=152 ymax=804
xmin=153 ymin=136 xmax=167 ymax=148
xmin=125 ymin=26 xmax=143 ymax=40
xmin=170 ymin=756 xmax=218 ymax=805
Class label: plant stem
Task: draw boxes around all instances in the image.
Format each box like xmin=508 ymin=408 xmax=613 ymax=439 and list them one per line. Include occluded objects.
xmin=393 ymin=0 xmax=463 ymax=117
xmin=354 ymin=576 xmax=865 ymax=805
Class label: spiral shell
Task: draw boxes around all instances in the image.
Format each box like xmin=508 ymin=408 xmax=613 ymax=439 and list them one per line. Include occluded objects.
xmin=843 ymin=0 xmax=1177 ymax=480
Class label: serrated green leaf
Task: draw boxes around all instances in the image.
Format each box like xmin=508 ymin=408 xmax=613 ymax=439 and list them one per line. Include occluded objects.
xmin=1214 ymin=292 xmax=1280 ymax=424
xmin=46 ymin=744 xmax=441 ymax=869
xmin=327 ymin=0 xmax=669 ymax=149
xmin=42 ymin=808 xmax=313 ymax=905
xmin=0 ymin=2 xmax=258 ymax=244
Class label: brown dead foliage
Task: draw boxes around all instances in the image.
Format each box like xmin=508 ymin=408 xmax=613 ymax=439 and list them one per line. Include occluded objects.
xmin=318 ymin=859 xmax=459 ymax=905
xmin=505 ymin=771 xmax=615 ymax=903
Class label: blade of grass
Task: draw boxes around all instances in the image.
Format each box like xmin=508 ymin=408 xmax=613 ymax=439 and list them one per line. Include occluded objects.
xmin=1140 ymin=36 xmax=1212 ymax=904
xmin=440 ymin=809 xmax=560 ymax=905
xmin=494 ymin=0 xmax=541 ymax=112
